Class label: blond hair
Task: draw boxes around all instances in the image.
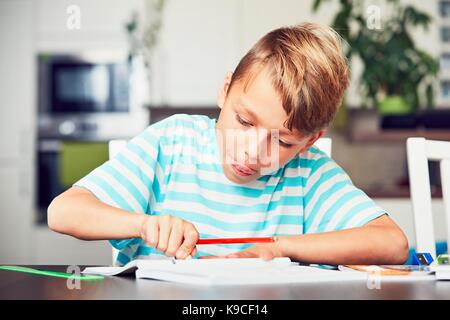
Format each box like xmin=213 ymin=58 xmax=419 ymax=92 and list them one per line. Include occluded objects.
xmin=229 ymin=22 xmax=350 ymax=135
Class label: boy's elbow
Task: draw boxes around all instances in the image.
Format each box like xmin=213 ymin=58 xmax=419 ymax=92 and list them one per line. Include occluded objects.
xmin=47 ymin=194 xmax=71 ymax=234
xmin=389 ymin=228 xmax=409 ymax=264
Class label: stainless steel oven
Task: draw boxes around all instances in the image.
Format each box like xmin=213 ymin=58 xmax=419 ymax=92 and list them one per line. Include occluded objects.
xmin=37 ymin=51 xmax=148 ymax=140
xmin=36 ymin=51 xmax=149 ymax=223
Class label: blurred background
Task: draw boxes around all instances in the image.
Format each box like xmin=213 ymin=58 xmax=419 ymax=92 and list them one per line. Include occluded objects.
xmin=0 ymin=0 xmax=449 ymax=265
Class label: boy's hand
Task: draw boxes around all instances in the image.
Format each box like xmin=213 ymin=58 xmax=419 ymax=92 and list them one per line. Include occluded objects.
xmin=140 ymin=215 xmax=199 ymax=259
xmin=202 ymin=243 xmax=285 ymax=261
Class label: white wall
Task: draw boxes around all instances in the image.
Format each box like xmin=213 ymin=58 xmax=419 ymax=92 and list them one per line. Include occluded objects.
xmin=35 ymin=0 xmax=144 ymax=52
xmin=376 ymin=198 xmax=447 ymax=249
xmin=152 ymin=0 xmax=340 ymax=105
xmin=0 ymin=0 xmax=35 ymax=264
xmin=154 ymin=0 xmax=442 ymax=108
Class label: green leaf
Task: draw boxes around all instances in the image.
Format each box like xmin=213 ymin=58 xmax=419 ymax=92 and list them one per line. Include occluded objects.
xmin=312 ymin=0 xmax=330 ymax=12
xmin=403 ymin=6 xmax=431 ymax=30
xmin=312 ymin=0 xmax=438 ymax=110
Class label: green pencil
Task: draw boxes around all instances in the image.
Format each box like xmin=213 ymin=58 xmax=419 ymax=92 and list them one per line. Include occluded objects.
xmin=0 ymin=265 xmax=104 ymax=281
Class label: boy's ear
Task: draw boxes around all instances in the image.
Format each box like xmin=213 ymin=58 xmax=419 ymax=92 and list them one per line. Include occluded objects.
xmin=217 ymin=71 xmax=233 ymax=109
xmin=299 ymin=129 xmax=327 ymax=153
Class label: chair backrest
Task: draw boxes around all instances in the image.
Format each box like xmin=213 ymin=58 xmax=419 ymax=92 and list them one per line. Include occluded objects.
xmin=314 ymin=137 xmax=332 ymax=157
xmin=406 ymin=137 xmax=450 ymax=259
xmin=109 ymin=140 xmax=127 ymax=159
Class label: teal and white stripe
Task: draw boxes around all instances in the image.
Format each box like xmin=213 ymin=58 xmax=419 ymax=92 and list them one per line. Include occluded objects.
xmin=74 ymin=114 xmax=386 ymax=266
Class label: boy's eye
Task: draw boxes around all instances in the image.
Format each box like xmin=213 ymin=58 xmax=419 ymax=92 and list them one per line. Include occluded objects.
xmin=235 ymin=112 xmax=292 ymax=147
xmin=235 ymin=114 xmax=252 ymax=127
xmin=278 ymin=140 xmax=293 ymax=148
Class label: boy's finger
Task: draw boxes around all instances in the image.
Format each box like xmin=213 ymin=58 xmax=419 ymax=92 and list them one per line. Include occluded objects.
xmin=227 ymin=250 xmax=273 ymax=260
xmin=157 ymin=217 xmax=171 ymax=253
xmin=145 ymin=217 xmax=159 ymax=247
xmin=176 ymin=227 xmax=199 ymax=259
xmin=166 ymin=224 xmax=183 ymax=257
xmin=260 ymin=251 xmax=274 ymax=261
xmin=226 ymin=251 xmax=255 ymax=258
xmin=199 ymin=255 xmax=224 ymax=259
xmin=191 ymin=247 xmax=197 ymax=257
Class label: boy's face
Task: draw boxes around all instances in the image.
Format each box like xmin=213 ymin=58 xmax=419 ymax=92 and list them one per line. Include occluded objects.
xmin=215 ymin=68 xmax=325 ymax=184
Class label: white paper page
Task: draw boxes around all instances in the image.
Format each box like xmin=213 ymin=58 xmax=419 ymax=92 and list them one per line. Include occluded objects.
xmin=430 ymin=263 xmax=450 ymax=272
xmin=81 ymin=257 xmax=291 ymax=276
xmin=135 ymin=257 xmax=293 ymax=285
xmin=137 ymin=257 xmax=293 ymax=270
xmin=428 ymin=263 xmax=450 ymax=280
xmin=82 ymin=260 xmax=138 ymax=276
xmin=135 ymin=258 xmax=368 ymax=285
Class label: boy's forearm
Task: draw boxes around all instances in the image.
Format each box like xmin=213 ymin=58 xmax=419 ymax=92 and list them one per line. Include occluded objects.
xmin=276 ymin=223 xmax=409 ymax=265
xmin=48 ymin=188 xmax=147 ymax=241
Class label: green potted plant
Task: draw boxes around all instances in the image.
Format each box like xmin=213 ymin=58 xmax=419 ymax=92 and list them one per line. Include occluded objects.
xmin=313 ymin=0 xmax=439 ymax=128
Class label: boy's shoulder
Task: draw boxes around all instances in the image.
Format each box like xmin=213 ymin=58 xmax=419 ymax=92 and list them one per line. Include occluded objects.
xmin=140 ymin=114 xmax=215 ymax=146
xmin=297 ymin=145 xmax=331 ymax=165
xmin=297 ymin=146 xmax=353 ymax=190
xmin=293 ymin=145 xmax=338 ymax=177
xmin=149 ymin=113 xmax=213 ymax=132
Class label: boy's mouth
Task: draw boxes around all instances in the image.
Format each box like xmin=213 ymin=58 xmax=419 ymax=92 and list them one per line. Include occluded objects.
xmin=230 ymin=162 xmax=257 ymax=176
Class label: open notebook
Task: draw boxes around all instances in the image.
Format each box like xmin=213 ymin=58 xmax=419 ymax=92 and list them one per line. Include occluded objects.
xmin=82 ymin=258 xmax=368 ymax=285
xmin=430 ymin=262 xmax=450 ymax=280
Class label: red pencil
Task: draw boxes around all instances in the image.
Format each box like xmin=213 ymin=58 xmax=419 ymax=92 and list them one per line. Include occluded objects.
xmin=197 ymin=237 xmax=276 ymax=245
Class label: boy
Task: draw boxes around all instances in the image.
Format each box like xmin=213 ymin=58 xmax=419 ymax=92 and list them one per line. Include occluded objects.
xmin=48 ymin=22 xmax=408 ymax=266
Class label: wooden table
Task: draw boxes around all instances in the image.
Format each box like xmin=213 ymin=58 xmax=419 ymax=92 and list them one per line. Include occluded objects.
xmin=1 ymin=265 xmax=450 ymax=300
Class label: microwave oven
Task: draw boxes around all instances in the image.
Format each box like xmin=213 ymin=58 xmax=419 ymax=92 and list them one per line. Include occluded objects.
xmin=38 ymin=52 xmax=134 ymax=114
xmin=37 ymin=52 xmax=148 ymax=140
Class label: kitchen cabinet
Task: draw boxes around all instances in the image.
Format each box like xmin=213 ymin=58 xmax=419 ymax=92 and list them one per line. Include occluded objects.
xmin=0 ymin=0 xmax=34 ymax=161
xmin=0 ymin=167 xmax=33 ymax=264
xmin=0 ymin=0 xmax=34 ymax=263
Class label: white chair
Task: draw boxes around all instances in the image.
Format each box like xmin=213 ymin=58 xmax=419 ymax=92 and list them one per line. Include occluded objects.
xmin=406 ymin=137 xmax=450 ymax=259
xmin=313 ymin=137 xmax=332 ymax=157
xmin=109 ymin=140 xmax=127 ymax=159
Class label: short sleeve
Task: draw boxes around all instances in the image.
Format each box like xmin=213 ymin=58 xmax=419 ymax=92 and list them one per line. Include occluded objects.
xmin=73 ymin=125 xmax=165 ymax=251
xmin=302 ymin=152 xmax=386 ymax=234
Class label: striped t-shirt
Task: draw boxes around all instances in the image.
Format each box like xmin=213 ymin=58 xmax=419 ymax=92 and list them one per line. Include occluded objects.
xmin=74 ymin=114 xmax=386 ymax=266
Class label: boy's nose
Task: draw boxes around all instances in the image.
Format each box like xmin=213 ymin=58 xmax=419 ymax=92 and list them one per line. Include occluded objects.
xmin=244 ymin=128 xmax=271 ymax=164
